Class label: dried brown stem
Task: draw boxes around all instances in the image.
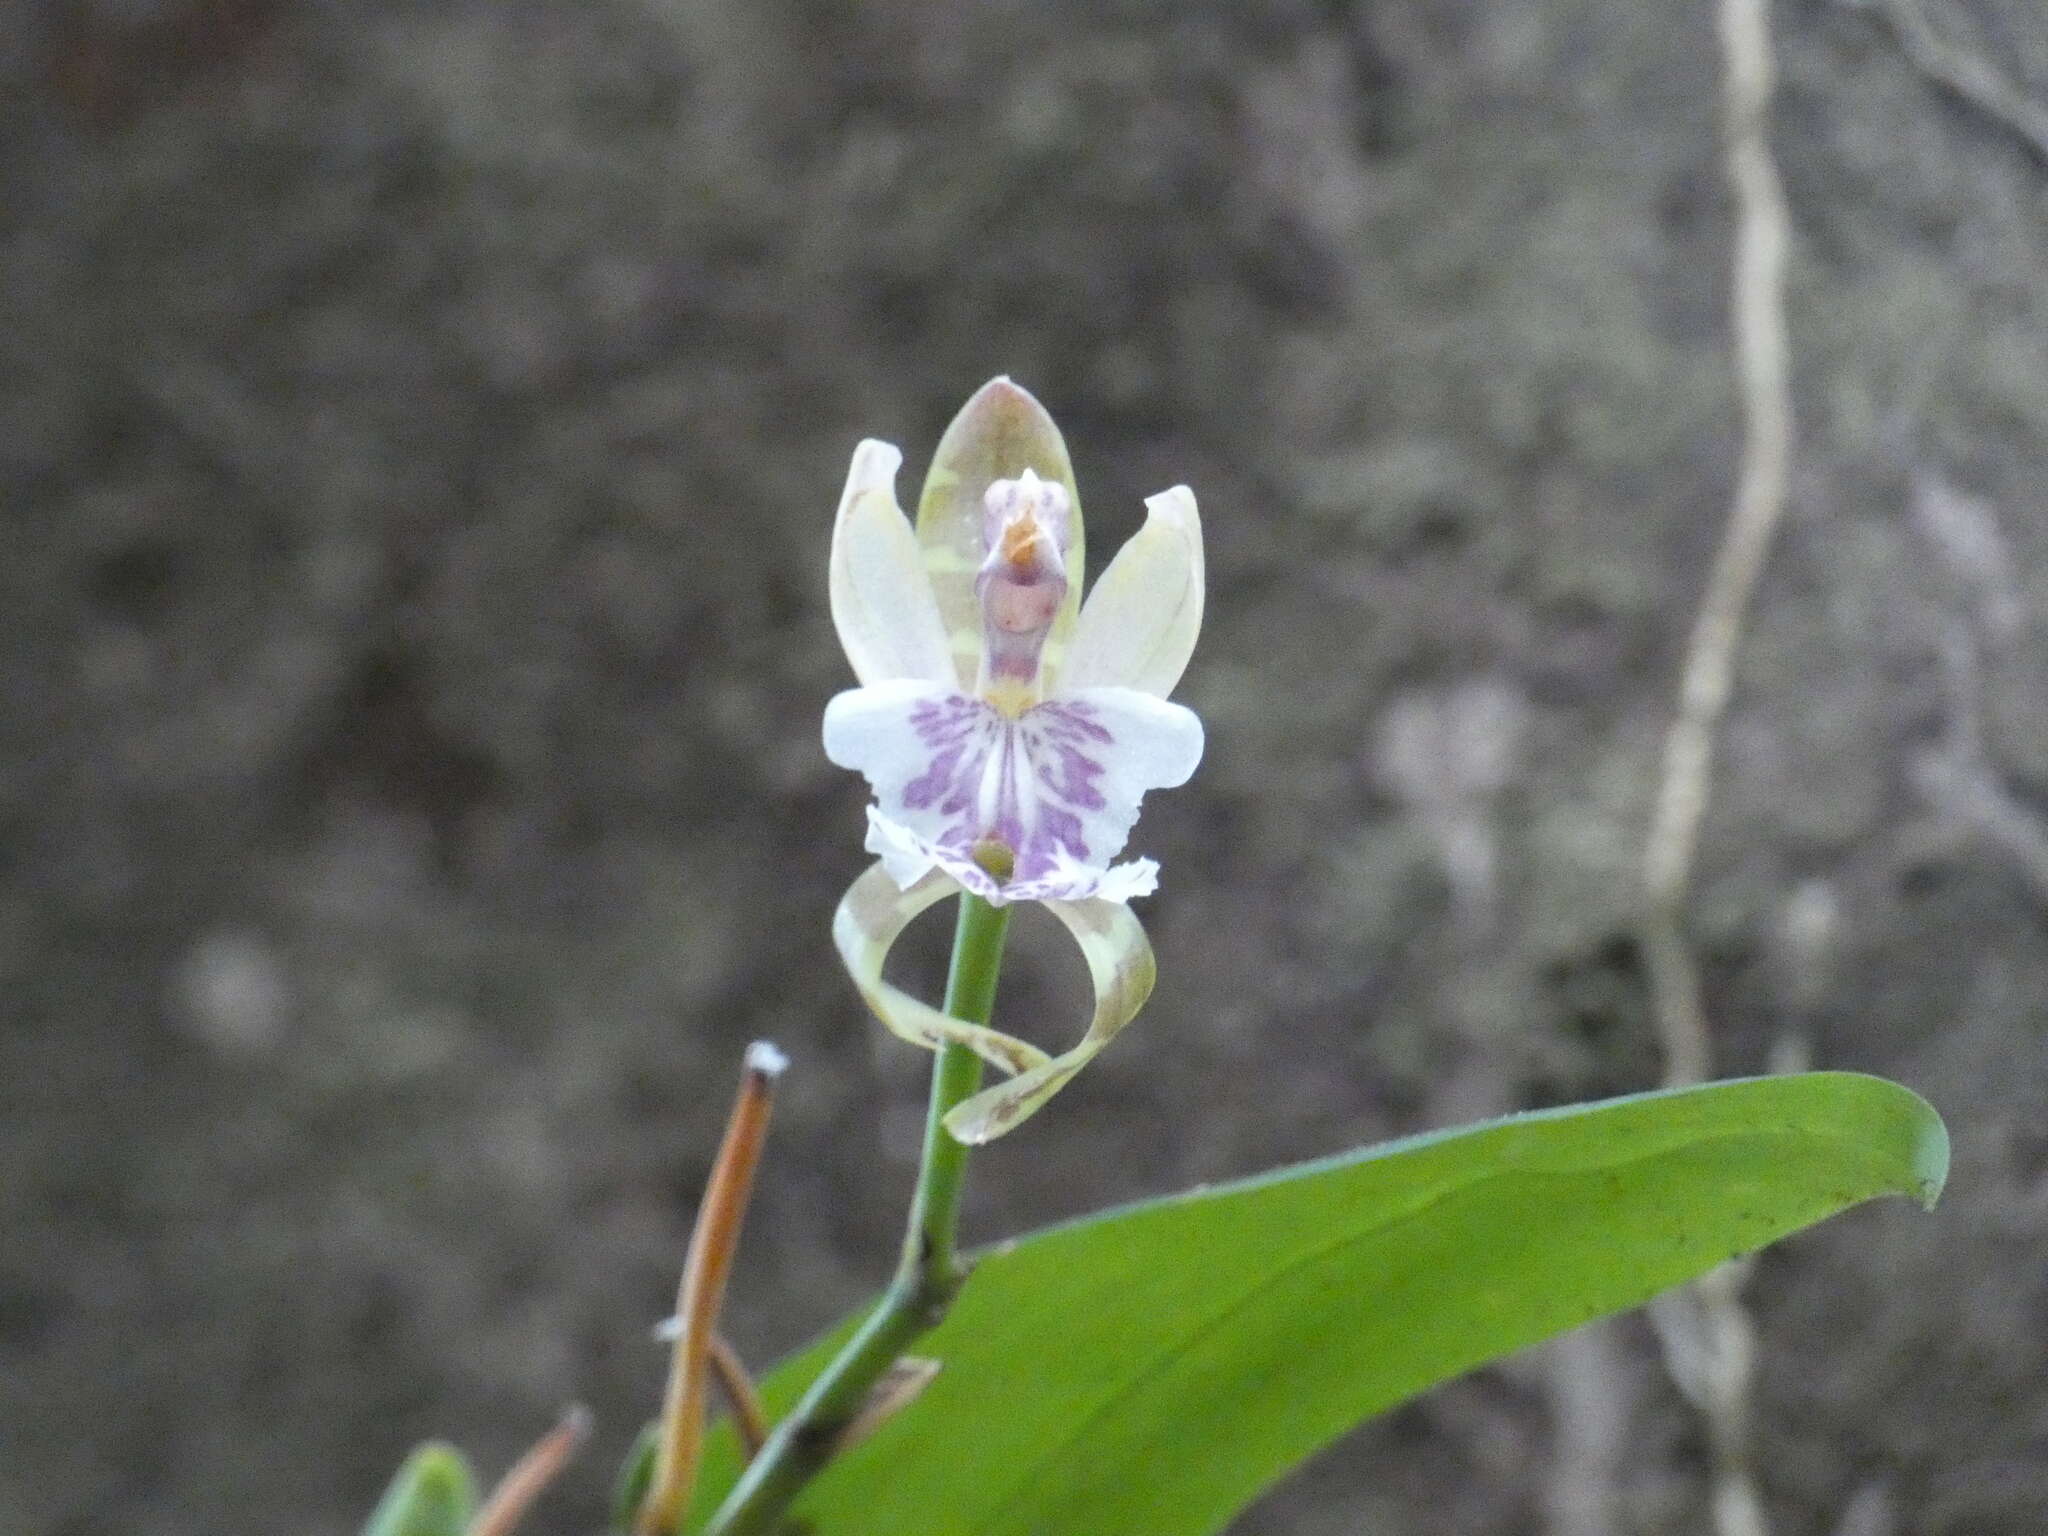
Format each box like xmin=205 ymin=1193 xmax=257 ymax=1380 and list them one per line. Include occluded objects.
xmin=467 ymin=1406 xmax=592 ymax=1536
xmin=636 ymin=1041 xmax=788 ymax=1536
xmin=706 ymin=1331 xmax=770 ymax=1460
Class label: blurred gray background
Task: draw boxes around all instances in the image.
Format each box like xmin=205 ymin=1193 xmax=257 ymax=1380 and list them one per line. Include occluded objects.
xmin=5 ymin=0 xmax=2047 ymax=1532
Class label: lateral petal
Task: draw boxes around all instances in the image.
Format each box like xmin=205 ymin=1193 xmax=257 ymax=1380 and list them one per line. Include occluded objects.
xmin=831 ymin=863 xmax=1054 ymax=1078
xmin=942 ymin=896 xmax=1157 ymax=1143
xmin=829 ymin=439 xmax=957 ymax=686
xmin=1057 ymin=485 xmax=1204 ymax=698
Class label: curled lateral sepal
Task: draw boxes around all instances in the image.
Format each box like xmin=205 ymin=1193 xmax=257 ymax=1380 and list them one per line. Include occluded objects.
xmin=832 ymin=862 xmax=1053 ymax=1078
xmin=943 ymin=896 xmax=1157 ymax=1145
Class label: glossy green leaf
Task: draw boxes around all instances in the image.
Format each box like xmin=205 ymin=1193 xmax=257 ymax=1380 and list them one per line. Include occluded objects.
xmin=685 ymin=1072 xmax=1944 ymax=1536
xmin=362 ymin=1442 xmax=477 ymax=1536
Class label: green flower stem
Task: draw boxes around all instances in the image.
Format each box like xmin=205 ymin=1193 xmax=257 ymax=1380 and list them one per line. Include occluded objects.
xmin=701 ymin=892 xmax=1011 ymax=1536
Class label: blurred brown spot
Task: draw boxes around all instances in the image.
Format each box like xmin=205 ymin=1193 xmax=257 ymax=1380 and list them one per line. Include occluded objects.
xmin=43 ymin=0 xmax=282 ymax=130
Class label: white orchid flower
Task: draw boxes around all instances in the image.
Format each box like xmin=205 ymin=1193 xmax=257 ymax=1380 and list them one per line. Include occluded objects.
xmin=823 ymin=377 xmax=1205 ymax=1141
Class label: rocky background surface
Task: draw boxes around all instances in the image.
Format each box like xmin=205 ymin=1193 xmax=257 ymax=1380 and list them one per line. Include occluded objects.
xmin=5 ymin=1 xmax=2047 ymax=1532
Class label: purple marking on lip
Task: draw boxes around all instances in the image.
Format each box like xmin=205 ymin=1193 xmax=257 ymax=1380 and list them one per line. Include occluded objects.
xmin=861 ymin=688 xmax=1178 ymax=890
xmin=902 ymin=744 xmax=965 ymax=810
xmin=1043 ymin=700 xmax=1114 ymax=743
xmin=1041 ymin=741 xmax=1107 ymax=810
xmin=902 ymin=694 xmax=994 ymax=813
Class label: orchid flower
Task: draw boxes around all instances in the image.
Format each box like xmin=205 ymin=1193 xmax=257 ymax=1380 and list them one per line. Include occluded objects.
xmin=824 ymin=377 xmax=1205 ymax=1142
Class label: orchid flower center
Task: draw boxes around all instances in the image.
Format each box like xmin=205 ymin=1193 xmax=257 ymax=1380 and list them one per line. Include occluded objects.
xmin=975 ymin=469 xmax=1071 ymax=711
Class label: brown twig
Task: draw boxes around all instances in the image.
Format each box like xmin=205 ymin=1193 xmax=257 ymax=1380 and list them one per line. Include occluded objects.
xmin=637 ymin=1041 xmax=789 ymax=1536
xmin=647 ymin=1324 xmax=772 ymax=1460
xmin=707 ymin=1331 xmax=771 ymax=1460
xmin=467 ymin=1406 xmax=592 ymax=1536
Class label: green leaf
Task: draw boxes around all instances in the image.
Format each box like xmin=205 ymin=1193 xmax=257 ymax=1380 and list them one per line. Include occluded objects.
xmin=687 ymin=1072 xmax=1944 ymax=1536
xmin=362 ymin=1442 xmax=478 ymax=1536
xmin=612 ymin=1421 xmax=660 ymax=1532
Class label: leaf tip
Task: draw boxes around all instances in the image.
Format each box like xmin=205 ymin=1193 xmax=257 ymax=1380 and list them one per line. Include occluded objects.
xmin=1849 ymin=1071 xmax=1950 ymax=1212
xmin=1909 ymin=1100 xmax=1951 ymax=1212
xmin=362 ymin=1442 xmax=478 ymax=1536
xmin=610 ymin=1424 xmax=659 ymax=1534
